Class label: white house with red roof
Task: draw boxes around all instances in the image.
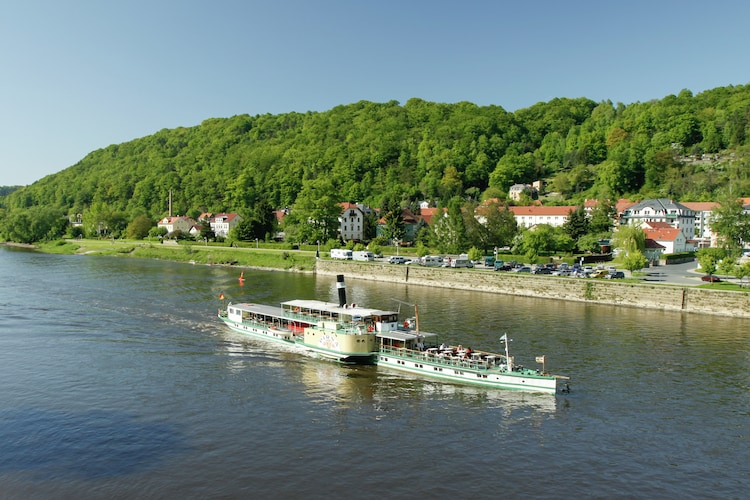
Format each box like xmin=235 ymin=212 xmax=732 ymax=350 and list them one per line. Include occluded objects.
xmin=619 ymin=198 xmax=695 ymax=240
xmin=157 ymin=216 xmax=196 ymax=235
xmin=643 ymin=223 xmax=690 ymax=254
xmin=210 ymin=213 xmax=242 ymax=238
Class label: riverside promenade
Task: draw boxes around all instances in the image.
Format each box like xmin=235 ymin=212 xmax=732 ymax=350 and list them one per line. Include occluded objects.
xmin=315 ymin=260 xmax=750 ymax=319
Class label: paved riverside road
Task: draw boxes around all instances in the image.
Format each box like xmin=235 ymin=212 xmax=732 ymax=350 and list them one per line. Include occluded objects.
xmin=640 ymin=259 xmax=745 ymax=286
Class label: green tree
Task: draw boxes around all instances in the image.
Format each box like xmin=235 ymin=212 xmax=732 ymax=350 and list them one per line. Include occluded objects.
xmin=612 ymin=224 xmax=646 ymax=255
xmin=697 ymin=253 xmax=717 ymax=276
xmin=432 ymin=197 xmax=466 ymax=254
xmin=381 ymin=208 xmax=405 ymax=244
xmin=199 ymin=222 xmax=217 ymax=241
xmin=621 ymin=250 xmax=648 ymax=274
xmin=0 ymin=206 xmax=67 ymax=243
xmin=733 ymin=260 xmax=750 ymax=286
xmin=282 ymin=178 xmax=342 ymax=244
xmin=516 ymin=225 xmax=555 ymax=261
xmin=126 ymin=215 xmax=153 ymax=239
xmin=562 ymin=205 xmax=589 ymax=241
xmin=588 ymin=201 xmax=615 ymax=234
xmin=710 ymin=198 xmax=750 ymax=256
xmin=483 ymin=203 xmax=518 ymax=249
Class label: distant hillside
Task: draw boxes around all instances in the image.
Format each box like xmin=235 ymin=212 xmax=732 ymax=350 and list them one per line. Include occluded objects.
xmin=2 ymin=84 xmax=750 ymax=220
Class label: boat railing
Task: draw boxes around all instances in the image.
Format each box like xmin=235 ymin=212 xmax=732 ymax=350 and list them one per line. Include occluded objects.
xmin=304 ymin=323 xmax=371 ymax=336
xmin=379 ymin=346 xmax=510 ymax=371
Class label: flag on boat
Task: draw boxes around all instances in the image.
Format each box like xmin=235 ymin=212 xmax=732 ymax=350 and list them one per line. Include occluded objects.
xmin=500 ymin=334 xmax=508 ymax=342
xmin=535 ymin=355 xmax=546 ymax=364
xmin=219 ymin=292 xmax=225 ymax=300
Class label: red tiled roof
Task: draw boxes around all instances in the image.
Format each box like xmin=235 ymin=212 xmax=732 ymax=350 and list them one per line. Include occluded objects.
xmin=644 ymin=221 xmax=673 ymax=229
xmin=419 ymin=207 xmax=444 ymax=225
xmin=680 ymin=202 xmax=720 ymax=211
xmin=644 ymin=227 xmax=681 ymax=242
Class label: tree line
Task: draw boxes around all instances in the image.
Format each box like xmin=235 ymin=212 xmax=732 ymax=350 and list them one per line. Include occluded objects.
xmin=1 ymin=84 xmax=750 ymax=246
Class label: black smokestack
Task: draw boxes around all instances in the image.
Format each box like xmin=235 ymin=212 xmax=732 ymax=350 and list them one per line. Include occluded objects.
xmin=336 ymin=274 xmax=347 ymax=307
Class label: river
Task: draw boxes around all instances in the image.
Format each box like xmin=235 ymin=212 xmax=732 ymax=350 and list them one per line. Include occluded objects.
xmin=0 ymin=247 xmax=748 ymax=498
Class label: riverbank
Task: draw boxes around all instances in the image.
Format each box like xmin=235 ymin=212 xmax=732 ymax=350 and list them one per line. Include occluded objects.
xmin=316 ymin=260 xmax=750 ymax=319
xmin=7 ymin=240 xmax=749 ymax=318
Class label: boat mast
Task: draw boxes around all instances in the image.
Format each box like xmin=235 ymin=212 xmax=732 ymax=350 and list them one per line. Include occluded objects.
xmin=414 ymin=304 xmax=420 ymax=333
xmin=502 ymin=334 xmax=512 ymax=372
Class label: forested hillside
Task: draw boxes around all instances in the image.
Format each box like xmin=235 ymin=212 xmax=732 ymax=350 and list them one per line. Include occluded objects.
xmin=2 ymin=84 xmax=750 ymax=239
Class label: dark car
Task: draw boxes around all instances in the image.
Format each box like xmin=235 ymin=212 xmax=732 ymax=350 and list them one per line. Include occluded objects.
xmin=605 ymin=271 xmax=625 ymax=279
xmin=533 ymin=268 xmax=553 ymax=275
xmin=701 ymin=275 xmax=721 ymax=282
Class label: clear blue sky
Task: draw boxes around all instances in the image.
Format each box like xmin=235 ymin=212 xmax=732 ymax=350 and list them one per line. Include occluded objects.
xmin=2 ymin=0 xmax=749 ymax=186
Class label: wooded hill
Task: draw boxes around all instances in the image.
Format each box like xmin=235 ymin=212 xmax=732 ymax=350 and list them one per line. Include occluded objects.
xmin=2 ymin=84 xmax=750 ymax=221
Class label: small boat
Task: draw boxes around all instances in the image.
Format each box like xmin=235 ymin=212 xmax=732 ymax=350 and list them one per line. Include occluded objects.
xmin=218 ymin=275 xmax=378 ymax=363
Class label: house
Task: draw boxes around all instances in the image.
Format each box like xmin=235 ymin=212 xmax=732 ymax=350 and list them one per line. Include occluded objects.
xmin=507 ymin=205 xmax=578 ymax=228
xmin=643 ymin=238 xmax=667 ymax=264
xmin=619 ymin=198 xmax=695 ymax=240
xmin=210 ymin=213 xmax=242 ymax=238
xmin=680 ymin=202 xmax=720 ymax=248
xmin=338 ymin=203 xmax=374 ymax=242
xmin=375 ymin=208 xmax=423 ymax=243
xmin=643 ymin=225 xmax=690 ymax=254
xmin=272 ymin=208 xmax=289 ymax=241
xmin=157 ymin=216 xmax=196 ymax=235
xmin=508 ymin=183 xmax=537 ymax=201
xmin=418 ymin=207 xmax=444 ymax=226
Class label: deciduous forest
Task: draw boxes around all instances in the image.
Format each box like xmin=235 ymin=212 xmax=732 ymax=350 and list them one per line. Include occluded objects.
xmin=1 ymin=84 xmax=749 ymax=244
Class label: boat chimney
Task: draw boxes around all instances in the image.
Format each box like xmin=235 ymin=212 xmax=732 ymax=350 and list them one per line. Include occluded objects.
xmin=336 ymin=275 xmax=347 ymax=307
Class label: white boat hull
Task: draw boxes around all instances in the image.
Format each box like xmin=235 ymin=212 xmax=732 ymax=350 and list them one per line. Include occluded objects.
xmin=377 ymin=352 xmax=559 ymax=394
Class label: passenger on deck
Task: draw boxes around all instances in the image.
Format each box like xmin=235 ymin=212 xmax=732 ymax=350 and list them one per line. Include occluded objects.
xmin=439 ymin=343 xmax=448 ymax=351
xmin=416 ymin=339 xmax=425 ymax=351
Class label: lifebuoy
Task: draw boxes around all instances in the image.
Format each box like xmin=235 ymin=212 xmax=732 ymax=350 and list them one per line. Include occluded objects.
xmin=404 ymin=321 xmax=409 ymax=328
xmin=367 ymin=325 xmax=374 ymax=332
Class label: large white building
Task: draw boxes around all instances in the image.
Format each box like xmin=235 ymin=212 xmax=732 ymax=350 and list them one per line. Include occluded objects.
xmin=619 ymin=199 xmax=695 ymax=240
xmin=507 ymin=205 xmax=578 ymax=228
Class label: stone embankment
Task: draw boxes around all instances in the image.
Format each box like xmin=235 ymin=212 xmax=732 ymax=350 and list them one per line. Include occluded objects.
xmin=316 ymin=261 xmax=750 ymax=318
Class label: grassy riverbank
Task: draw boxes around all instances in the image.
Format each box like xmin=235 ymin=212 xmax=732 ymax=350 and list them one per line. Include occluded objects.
xmin=35 ymin=239 xmax=318 ymax=271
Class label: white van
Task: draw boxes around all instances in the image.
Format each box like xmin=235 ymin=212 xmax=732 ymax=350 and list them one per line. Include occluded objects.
xmin=450 ymin=258 xmax=473 ymax=268
xmin=420 ymin=255 xmax=443 ymax=267
xmin=330 ymin=248 xmax=353 ymax=260
xmin=387 ymin=256 xmax=407 ymax=264
xmin=353 ymin=251 xmax=374 ymax=261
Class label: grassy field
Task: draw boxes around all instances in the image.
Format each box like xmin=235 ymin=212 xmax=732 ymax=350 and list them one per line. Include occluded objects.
xmin=37 ymin=239 xmax=318 ymax=271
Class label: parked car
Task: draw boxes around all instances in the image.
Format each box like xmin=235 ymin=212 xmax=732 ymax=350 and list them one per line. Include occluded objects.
xmin=533 ymin=268 xmax=553 ymax=275
xmin=388 ymin=256 xmax=407 ymax=264
xmin=701 ymin=275 xmax=721 ymax=282
xmin=605 ymin=271 xmax=625 ymax=279
xmin=514 ymin=266 xmax=532 ymax=273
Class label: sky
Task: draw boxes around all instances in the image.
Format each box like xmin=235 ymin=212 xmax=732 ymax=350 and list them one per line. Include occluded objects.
xmin=2 ymin=0 xmax=750 ymax=186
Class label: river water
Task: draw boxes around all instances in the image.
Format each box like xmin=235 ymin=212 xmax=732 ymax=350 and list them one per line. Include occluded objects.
xmin=0 ymin=247 xmax=748 ymax=498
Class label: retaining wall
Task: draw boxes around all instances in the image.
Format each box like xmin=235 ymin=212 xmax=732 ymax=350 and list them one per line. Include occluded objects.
xmin=315 ymin=260 xmax=750 ymax=318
